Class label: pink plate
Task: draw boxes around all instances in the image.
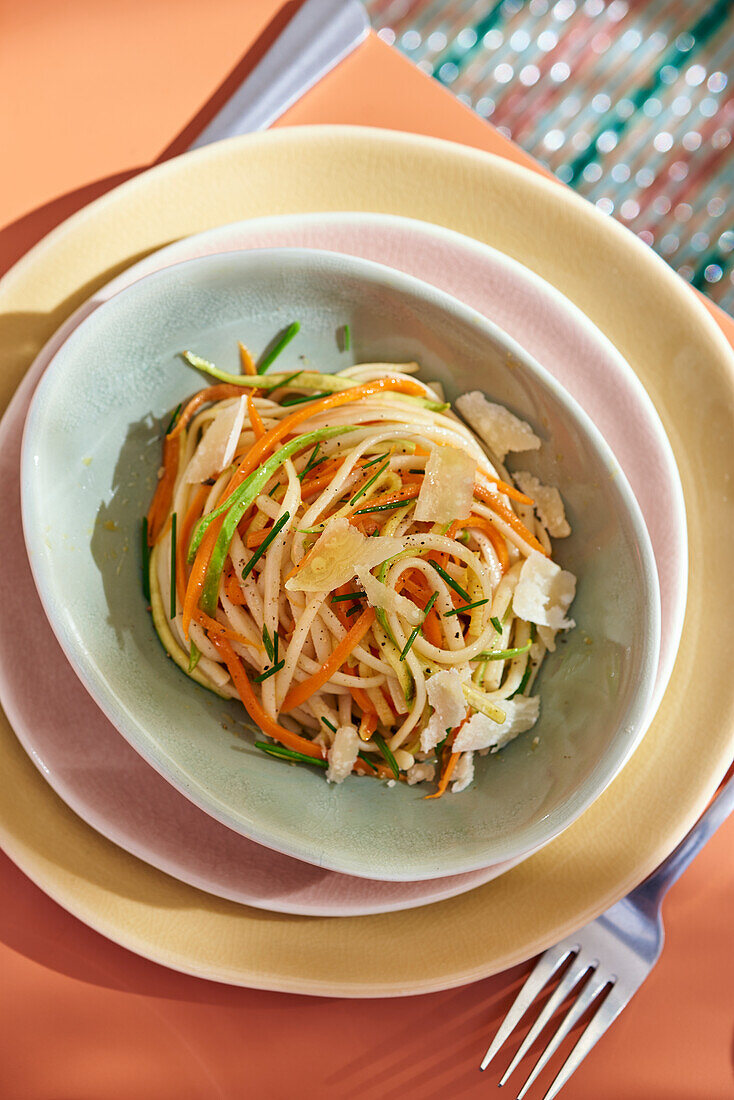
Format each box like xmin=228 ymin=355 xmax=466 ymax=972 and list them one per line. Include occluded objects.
xmin=1 ymin=213 xmax=685 ymax=916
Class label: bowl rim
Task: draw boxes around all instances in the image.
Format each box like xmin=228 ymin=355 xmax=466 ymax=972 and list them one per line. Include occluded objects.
xmin=20 ymin=245 xmax=662 ymax=880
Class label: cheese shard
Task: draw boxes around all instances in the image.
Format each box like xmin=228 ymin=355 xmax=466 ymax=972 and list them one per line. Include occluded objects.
xmin=455 ymin=391 xmax=541 ymax=463
xmin=513 ymin=552 xmax=576 ymax=632
xmin=184 ymin=398 xmax=246 ymax=483
xmin=414 ymin=446 xmax=476 ymax=523
xmin=451 ymin=751 xmax=475 ymax=793
xmin=326 ymin=724 xmax=360 ymax=784
xmin=285 ymin=517 xmax=404 ymax=593
xmin=356 ymin=567 xmax=423 ymax=626
xmin=514 ymin=471 xmax=571 ymax=537
xmin=420 ymin=669 xmax=468 ymax=752
xmin=406 ymin=762 xmax=436 ymax=786
xmin=453 ymin=696 xmax=540 ymax=753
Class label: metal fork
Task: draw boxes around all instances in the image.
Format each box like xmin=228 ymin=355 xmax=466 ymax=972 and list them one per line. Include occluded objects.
xmin=480 ymin=771 xmax=734 ymax=1099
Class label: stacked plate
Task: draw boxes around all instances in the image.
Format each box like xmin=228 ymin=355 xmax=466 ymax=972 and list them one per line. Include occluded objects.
xmin=1 ymin=127 xmax=732 ymax=997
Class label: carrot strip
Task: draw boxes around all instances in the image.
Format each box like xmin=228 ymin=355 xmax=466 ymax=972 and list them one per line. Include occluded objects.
xmin=358 ymin=711 xmax=378 ymax=740
xmin=350 ymin=685 xmax=377 ymax=716
xmin=447 ymin=516 xmax=510 ymax=574
xmin=176 ymin=486 xmax=209 ymax=604
xmin=474 ymin=483 xmax=548 ymax=556
xmin=247 ymin=393 xmax=265 ymax=439
xmin=281 ymin=608 xmax=376 ymax=713
xmin=238 ymin=342 xmax=257 ymax=376
xmin=246 ymin=525 xmax=272 ymax=549
xmin=224 ymin=572 xmax=249 ymax=607
xmin=424 ymin=752 xmax=460 ymax=799
xmin=146 ymin=435 xmax=180 ymax=544
xmin=207 ymin=633 xmax=325 ymax=758
xmin=350 ymin=484 xmax=419 ymax=515
xmin=167 ymin=384 xmax=244 ymax=440
xmin=192 ymin=608 xmax=260 ymax=650
xmin=182 ymin=516 xmax=224 ymax=637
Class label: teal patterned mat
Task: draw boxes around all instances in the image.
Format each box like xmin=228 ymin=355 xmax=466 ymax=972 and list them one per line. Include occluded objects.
xmin=367 ymin=0 xmax=734 ymax=314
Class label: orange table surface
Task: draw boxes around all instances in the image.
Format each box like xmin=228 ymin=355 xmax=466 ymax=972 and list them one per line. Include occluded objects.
xmin=2 ymin=3 xmax=733 ymax=1098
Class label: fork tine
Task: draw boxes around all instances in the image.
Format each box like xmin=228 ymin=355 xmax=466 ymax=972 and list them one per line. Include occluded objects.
xmin=498 ymin=955 xmax=591 ymax=1086
xmin=542 ymin=987 xmax=629 ymax=1100
xmin=479 ymin=946 xmax=574 ymax=1071
xmin=515 ymin=974 xmax=610 ymax=1099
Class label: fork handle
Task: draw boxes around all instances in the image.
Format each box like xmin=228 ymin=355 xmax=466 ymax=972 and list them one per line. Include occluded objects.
xmin=635 ymin=771 xmax=734 ymax=904
xmin=188 ymin=0 xmax=369 ymax=149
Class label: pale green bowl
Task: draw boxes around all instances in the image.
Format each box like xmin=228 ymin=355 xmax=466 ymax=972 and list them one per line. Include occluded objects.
xmin=21 ymin=249 xmax=660 ymax=880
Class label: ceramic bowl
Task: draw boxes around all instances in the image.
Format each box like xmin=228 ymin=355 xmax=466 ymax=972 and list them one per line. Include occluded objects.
xmin=21 ymin=248 xmax=660 ymax=880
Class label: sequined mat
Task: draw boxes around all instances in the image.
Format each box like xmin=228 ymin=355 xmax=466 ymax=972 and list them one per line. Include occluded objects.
xmin=367 ymin=0 xmax=734 ymax=314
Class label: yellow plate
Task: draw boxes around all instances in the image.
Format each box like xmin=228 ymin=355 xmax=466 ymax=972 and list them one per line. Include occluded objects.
xmin=1 ymin=127 xmax=732 ymax=996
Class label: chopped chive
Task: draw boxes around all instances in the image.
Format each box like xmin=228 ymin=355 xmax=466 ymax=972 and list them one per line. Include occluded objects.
xmin=298 ymin=443 xmax=321 ymax=480
xmin=408 ymin=468 xmax=425 ymax=475
xmin=273 ymin=629 xmax=279 ymax=665
xmin=490 ymin=616 xmax=502 ymax=634
xmin=358 ymin=750 xmax=377 ymax=773
xmin=280 ymin=391 xmax=330 ymax=407
xmin=321 ymin=717 xmax=337 ymax=733
xmin=254 ymin=741 xmax=327 ymax=768
xmin=257 ymin=322 xmax=300 ymax=374
xmin=530 ymin=623 xmax=537 ymax=642
xmin=252 ymin=659 xmax=285 ymax=683
xmin=165 ymin=402 xmax=182 ymax=435
xmin=242 ymin=510 xmax=290 ymax=580
xmin=370 ymin=528 xmax=380 ymax=536
xmin=141 ymin=517 xmax=151 ymax=602
xmin=345 ymin=603 xmax=362 ymax=618
xmin=429 ymin=560 xmax=470 ymax=602
xmin=342 ymin=323 xmax=351 ymax=351
xmin=331 ymin=591 xmax=366 ymax=603
xmin=262 ymin=625 xmax=274 ymax=662
xmin=354 ymin=500 xmax=408 ymax=515
xmin=362 ymin=453 xmax=388 ymax=470
xmin=444 ymin=597 xmax=490 ymax=618
xmin=472 ymin=640 xmax=533 ymax=662
xmin=510 ymin=660 xmax=533 ymax=698
xmin=267 ymin=482 xmax=280 ymax=498
xmin=372 ymin=733 xmax=400 ymax=780
xmin=188 ymin=640 xmax=201 ymax=672
xmin=170 ymin=512 xmax=177 ymax=619
xmin=399 ymin=592 xmax=438 ymax=661
xmin=271 ymin=369 xmax=304 ymax=389
xmin=350 ymin=459 xmax=390 ymax=506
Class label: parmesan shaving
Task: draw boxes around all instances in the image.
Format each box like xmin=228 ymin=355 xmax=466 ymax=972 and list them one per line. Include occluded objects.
xmin=184 ymin=399 xmax=246 ymax=483
xmin=326 ymin=724 xmax=360 ymax=784
xmin=514 ymin=471 xmax=571 ymax=537
xmin=414 ymin=445 xmax=476 ymax=523
xmin=451 ymin=751 xmax=475 ymax=793
xmin=356 ymin=567 xmax=423 ymax=626
xmin=513 ymin=552 xmax=576 ymax=632
xmin=420 ymin=669 xmax=468 ymax=752
xmin=453 ymin=697 xmax=540 ymax=753
xmin=286 ymin=517 xmax=405 ymax=593
xmin=456 ymin=391 xmax=541 ymax=463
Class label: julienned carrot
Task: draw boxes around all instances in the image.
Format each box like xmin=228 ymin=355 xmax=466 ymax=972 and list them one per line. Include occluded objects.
xmin=482 ymin=476 xmax=533 ymax=505
xmin=184 ymin=379 xmax=422 ymax=620
xmin=299 ymin=454 xmax=385 ymax=500
xmin=193 ymin=608 xmax=261 ymax=650
xmin=247 ymin=393 xmax=265 ymax=439
xmin=447 ymin=516 xmax=510 ymax=574
xmin=350 ymin=484 xmax=420 ymax=514
xmin=359 ymin=710 xmax=378 ymax=740
xmin=350 ymin=685 xmax=376 ymax=716
xmin=424 ymin=751 xmax=460 ymax=799
xmin=224 ymin=572 xmax=248 ymax=607
xmin=176 ymin=485 xmax=209 ymax=604
xmin=246 ymin=525 xmax=271 ymax=549
xmin=238 ymin=342 xmax=257 ymax=376
xmin=147 ymin=435 xmax=180 ymax=544
xmin=182 ymin=516 xmax=225 ymax=636
xmin=281 ymin=608 xmax=376 ymax=713
xmin=207 ymin=633 xmax=326 ymax=758
xmin=474 ymin=483 xmax=548 ymax=556
xmin=167 ymin=384 xmax=244 ymax=440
